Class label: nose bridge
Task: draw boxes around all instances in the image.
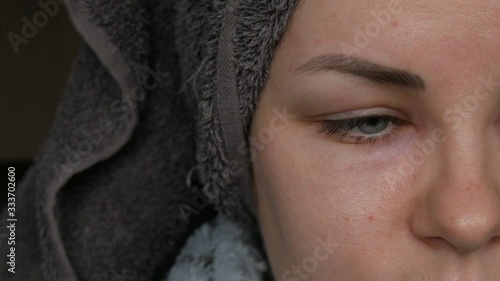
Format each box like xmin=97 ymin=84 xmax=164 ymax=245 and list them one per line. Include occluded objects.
xmin=443 ymin=125 xmax=486 ymax=183
xmin=418 ymin=125 xmax=500 ymax=253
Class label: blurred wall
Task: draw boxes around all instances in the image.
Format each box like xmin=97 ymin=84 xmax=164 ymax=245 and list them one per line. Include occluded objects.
xmin=0 ymin=0 xmax=81 ymax=162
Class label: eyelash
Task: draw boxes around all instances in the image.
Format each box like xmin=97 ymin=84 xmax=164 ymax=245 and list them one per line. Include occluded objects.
xmin=317 ymin=115 xmax=408 ymax=145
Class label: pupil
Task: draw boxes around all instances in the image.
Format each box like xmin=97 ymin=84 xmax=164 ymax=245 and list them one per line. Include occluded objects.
xmin=358 ymin=117 xmax=389 ymax=134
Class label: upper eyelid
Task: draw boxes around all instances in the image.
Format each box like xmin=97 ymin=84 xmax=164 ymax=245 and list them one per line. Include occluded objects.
xmin=318 ymin=107 xmax=407 ymax=121
xmin=322 ymin=115 xmax=405 ymax=135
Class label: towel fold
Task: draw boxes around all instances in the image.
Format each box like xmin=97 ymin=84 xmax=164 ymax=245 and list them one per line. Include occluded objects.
xmin=0 ymin=0 xmax=297 ymax=280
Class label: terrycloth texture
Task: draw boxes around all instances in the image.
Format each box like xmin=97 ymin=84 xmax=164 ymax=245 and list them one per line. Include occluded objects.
xmin=0 ymin=0 xmax=298 ymax=280
xmin=166 ymin=215 xmax=270 ymax=281
xmin=181 ymin=0 xmax=298 ymax=225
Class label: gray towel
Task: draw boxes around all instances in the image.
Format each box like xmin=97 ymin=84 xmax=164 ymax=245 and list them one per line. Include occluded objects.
xmin=0 ymin=0 xmax=297 ymax=280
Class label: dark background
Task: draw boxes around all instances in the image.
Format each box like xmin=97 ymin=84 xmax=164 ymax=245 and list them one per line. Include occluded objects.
xmin=1 ymin=1 xmax=81 ymax=209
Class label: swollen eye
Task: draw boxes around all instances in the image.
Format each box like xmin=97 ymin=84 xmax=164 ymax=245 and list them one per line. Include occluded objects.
xmin=357 ymin=117 xmax=391 ymax=135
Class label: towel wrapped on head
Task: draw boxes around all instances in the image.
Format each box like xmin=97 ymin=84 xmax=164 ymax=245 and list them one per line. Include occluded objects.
xmin=0 ymin=0 xmax=297 ymax=280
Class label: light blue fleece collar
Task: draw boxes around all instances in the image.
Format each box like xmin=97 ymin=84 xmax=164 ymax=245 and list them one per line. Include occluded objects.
xmin=165 ymin=215 xmax=269 ymax=281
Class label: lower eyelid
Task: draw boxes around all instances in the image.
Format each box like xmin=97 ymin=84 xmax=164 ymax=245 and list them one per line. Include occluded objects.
xmin=345 ymin=128 xmax=398 ymax=145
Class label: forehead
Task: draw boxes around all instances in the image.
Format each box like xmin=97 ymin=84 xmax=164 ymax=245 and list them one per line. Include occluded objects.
xmin=278 ymin=0 xmax=500 ymax=78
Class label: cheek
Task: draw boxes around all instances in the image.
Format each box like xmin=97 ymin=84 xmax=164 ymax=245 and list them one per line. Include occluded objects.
xmin=252 ymin=122 xmax=425 ymax=279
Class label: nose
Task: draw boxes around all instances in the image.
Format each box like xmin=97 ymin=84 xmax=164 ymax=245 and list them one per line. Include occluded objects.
xmin=411 ymin=134 xmax=500 ymax=254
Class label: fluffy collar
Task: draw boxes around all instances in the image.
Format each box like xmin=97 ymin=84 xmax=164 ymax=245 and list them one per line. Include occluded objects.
xmin=166 ymin=215 xmax=270 ymax=281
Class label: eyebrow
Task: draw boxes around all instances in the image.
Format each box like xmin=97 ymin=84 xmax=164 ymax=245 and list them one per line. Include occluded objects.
xmin=296 ymin=54 xmax=426 ymax=92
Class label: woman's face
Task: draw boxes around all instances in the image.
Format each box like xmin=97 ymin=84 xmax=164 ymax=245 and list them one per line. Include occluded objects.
xmin=250 ymin=0 xmax=500 ymax=280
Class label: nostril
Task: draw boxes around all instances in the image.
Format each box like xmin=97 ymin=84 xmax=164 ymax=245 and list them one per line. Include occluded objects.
xmin=422 ymin=237 xmax=451 ymax=251
xmin=409 ymin=165 xmax=500 ymax=254
xmin=489 ymin=236 xmax=500 ymax=244
xmin=415 ymin=211 xmax=500 ymax=254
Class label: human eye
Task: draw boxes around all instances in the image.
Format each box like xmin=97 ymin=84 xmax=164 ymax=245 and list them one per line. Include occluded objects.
xmin=317 ymin=114 xmax=409 ymax=145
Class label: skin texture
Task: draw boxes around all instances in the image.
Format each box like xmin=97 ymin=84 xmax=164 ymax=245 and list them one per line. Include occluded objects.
xmin=250 ymin=0 xmax=500 ymax=280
